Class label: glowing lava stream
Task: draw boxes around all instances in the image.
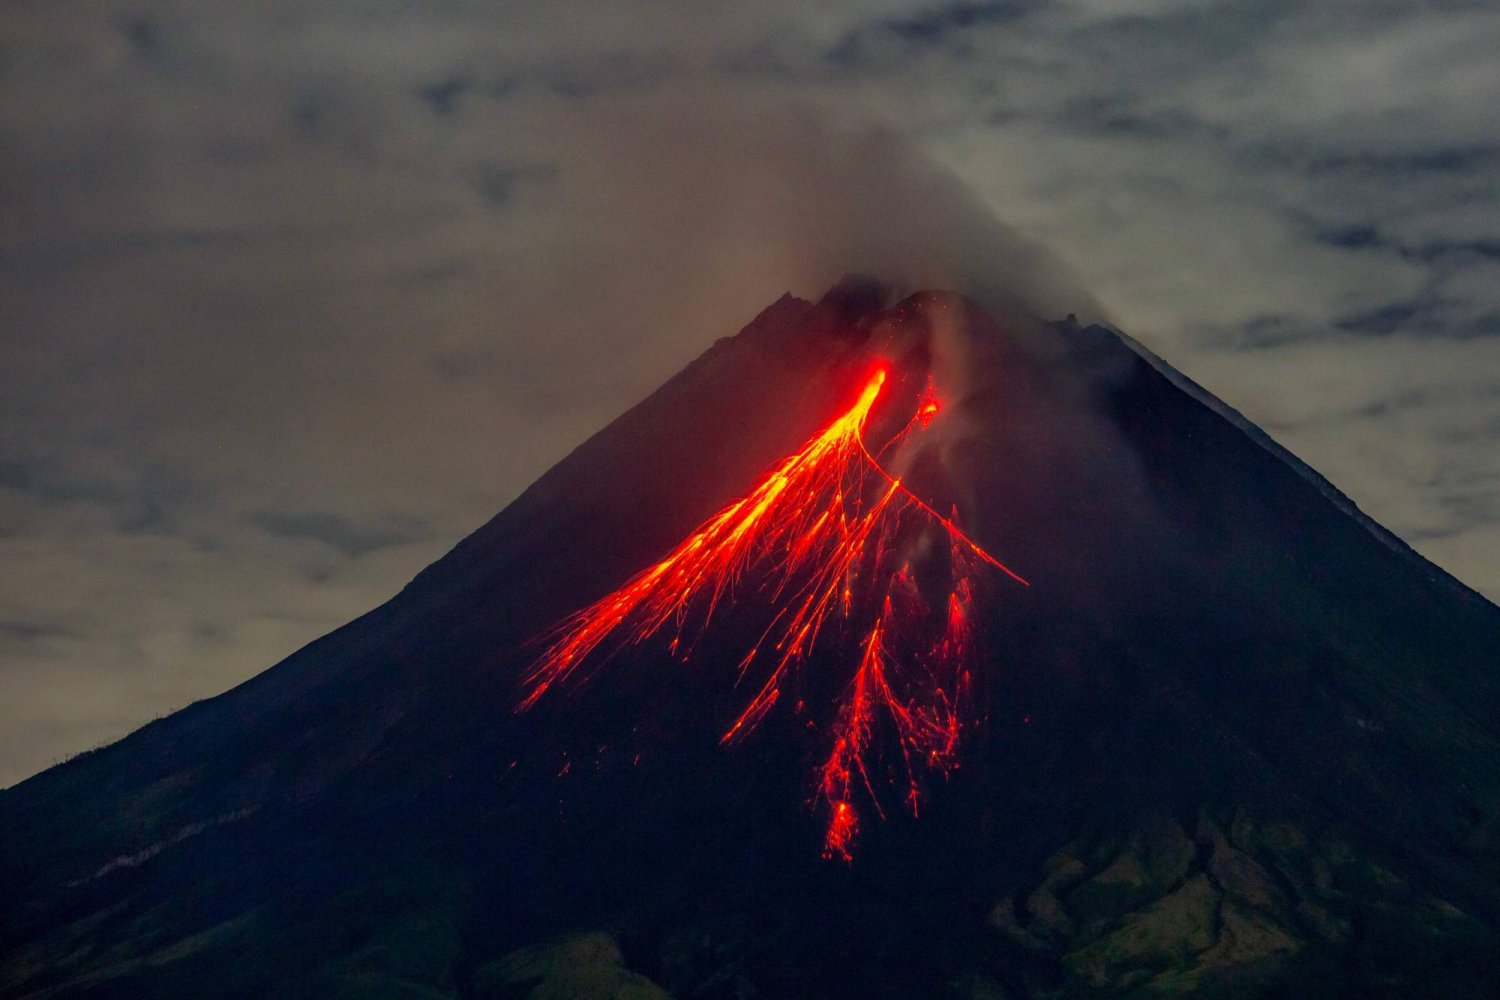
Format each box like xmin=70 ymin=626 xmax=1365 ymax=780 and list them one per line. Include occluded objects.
xmin=519 ymin=365 xmax=1027 ymax=860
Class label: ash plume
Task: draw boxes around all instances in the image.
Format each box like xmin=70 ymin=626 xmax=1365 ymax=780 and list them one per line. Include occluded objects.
xmin=514 ymin=84 xmax=1104 ymax=377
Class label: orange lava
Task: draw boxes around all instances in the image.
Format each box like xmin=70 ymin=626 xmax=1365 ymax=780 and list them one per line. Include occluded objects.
xmin=519 ymin=364 xmax=1026 ymax=859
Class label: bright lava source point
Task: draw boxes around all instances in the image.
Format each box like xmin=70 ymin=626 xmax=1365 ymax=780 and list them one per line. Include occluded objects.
xmin=519 ymin=364 xmax=1027 ymax=861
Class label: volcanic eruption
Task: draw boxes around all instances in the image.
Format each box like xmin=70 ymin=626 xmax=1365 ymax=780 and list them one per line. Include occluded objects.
xmin=519 ymin=358 xmax=1028 ymax=861
xmin=3 ymin=280 xmax=1499 ymax=998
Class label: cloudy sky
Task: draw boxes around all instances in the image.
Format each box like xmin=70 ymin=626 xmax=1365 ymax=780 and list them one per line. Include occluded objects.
xmin=3 ymin=0 xmax=1497 ymax=787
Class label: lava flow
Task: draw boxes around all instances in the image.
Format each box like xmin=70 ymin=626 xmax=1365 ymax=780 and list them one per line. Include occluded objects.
xmin=519 ymin=363 xmax=1026 ymax=860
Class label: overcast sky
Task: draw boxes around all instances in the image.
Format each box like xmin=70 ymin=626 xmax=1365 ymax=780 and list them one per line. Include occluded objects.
xmin=3 ymin=0 xmax=1497 ymax=787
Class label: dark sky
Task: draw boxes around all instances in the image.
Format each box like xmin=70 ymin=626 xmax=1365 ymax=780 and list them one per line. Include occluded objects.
xmin=3 ymin=1 xmax=1497 ymax=787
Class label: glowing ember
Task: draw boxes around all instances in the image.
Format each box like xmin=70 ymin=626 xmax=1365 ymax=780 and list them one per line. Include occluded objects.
xmin=519 ymin=363 xmax=1026 ymax=859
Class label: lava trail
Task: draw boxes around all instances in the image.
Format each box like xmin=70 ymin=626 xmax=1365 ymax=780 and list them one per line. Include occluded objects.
xmin=519 ymin=363 xmax=1026 ymax=858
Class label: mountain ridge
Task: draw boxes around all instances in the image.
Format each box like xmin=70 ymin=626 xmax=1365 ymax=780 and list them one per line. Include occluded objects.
xmin=1108 ymin=322 xmax=1490 ymax=607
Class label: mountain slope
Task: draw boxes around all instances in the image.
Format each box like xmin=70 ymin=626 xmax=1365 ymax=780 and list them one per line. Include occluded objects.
xmin=2 ymin=280 xmax=1498 ymax=999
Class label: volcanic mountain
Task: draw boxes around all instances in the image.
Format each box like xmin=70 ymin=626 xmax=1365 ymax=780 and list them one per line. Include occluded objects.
xmin=3 ymin=280 xmax=1499 ymax=999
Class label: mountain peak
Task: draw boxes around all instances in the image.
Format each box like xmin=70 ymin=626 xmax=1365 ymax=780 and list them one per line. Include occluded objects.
xmin=815 ymin=272 xmax=890 ymax=323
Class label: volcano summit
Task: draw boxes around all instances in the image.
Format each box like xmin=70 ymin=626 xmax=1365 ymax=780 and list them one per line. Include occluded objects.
xmin=3 ymin=280 xmax=1498 ymax=998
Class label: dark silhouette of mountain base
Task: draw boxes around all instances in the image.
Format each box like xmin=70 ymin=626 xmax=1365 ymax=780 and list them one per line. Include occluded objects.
xmin=3 ymin=280 xmax=1498 ymax=999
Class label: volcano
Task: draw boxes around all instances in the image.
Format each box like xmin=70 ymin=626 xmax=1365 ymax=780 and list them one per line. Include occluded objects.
xmin=3 ymin=280 xmax=1499 ymax=999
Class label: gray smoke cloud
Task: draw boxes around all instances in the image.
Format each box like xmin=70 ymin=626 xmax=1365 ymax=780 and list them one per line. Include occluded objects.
xmin=526 ymin=87 xmax=1102 ymax=328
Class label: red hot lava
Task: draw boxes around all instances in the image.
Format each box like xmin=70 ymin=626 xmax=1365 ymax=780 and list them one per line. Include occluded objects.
xmin=520 ymin=363 xmax=1026 ymax=860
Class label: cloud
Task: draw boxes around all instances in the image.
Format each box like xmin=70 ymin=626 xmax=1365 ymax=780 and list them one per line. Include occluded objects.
xmin=1 ymin=0 xmax=1497 ymax=786
xmin=247 ymin=509 xmax=432 ymax=558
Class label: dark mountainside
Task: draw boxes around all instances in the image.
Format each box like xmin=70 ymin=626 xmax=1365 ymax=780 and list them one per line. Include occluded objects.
xmin=3 ymin=280 xmax=1499 ymax=999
